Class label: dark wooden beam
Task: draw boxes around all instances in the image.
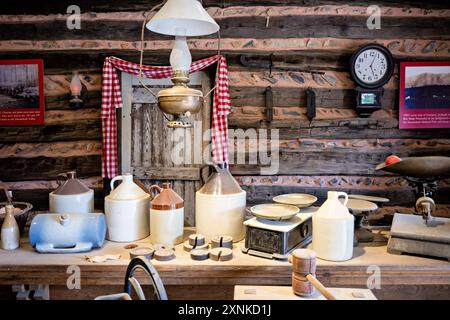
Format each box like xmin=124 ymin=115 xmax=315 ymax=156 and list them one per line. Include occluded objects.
xmin=1 ymin=1 xmax=449 ymax=14
xmin=1 ymin=16 xmax=449 ymax=41
xmin=0 ymin=120 xmax=101 ymax=142
xmin=0 ymin=155 xmax=101 ymax=181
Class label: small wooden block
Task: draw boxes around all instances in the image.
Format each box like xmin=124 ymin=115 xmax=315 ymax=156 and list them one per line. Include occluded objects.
xmin=129 ymin=247 xmax=155 ymax=260
xmin=190 ymin=249 xmax=210 ymax=261
xmin=210 ymin=247 xmax=233 ymax=262
xmin=154 ymin=249 xmax=175 ymax=261
xmin=189 ymin=234 xmax=206 ymax=247
xmin=211 ymin=236 xmax=233 ymax=249
xmin=183 ymin=241 xmax=209 ymax=252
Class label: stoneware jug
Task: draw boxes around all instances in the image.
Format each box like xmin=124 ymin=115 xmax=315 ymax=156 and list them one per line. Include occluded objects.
xmin=312 ymin=191 xmax=354 ymax=261
xmin=1 ymin=204 xmax=20 ymax=250
xmin=49 ymin=171 xmax=94 ymax=214
xmin=105 ymin=174 xmax=150 ymax=242
xmin=150 ymin=183 xmax=184 ymax=246
xmin=195 ymin=164 xmax=246 ymax=242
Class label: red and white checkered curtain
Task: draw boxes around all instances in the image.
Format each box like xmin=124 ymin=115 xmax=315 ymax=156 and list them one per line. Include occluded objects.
xmin=101 ymin=55 xmax=231 ymax=178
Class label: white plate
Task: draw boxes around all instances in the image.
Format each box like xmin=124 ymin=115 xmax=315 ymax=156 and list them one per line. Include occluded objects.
xmin=348 ymin=194 xmax=390 ymax=203
xmin=273 ymin=193 xmax=318 ymax=208
xmin=250 ymin=203 xmax=300 ymax=221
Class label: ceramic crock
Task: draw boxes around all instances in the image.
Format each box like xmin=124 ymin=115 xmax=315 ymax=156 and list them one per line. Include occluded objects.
xmin=312 ymin=191 xmax=354 ymax=261
xmin=150 ymin=183 xmax=184 ymax=246
xmin=105 ymin=174 xmax=150 ymax=242
xmin=195 ymin=165 xmax=246 ymax=242
xmin=49 ymin=171 xmax=94 ymax=214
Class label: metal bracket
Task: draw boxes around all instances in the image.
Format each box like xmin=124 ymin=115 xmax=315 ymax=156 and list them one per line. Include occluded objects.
xmin=265 ymin=86 xmax=274 ymax=123
xmin=306 ymin=88 xmax=316 ymax=122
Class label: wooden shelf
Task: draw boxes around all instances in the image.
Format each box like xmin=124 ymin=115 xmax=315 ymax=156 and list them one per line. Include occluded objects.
xmin=0 ymin=233 xmax=449 ymax=289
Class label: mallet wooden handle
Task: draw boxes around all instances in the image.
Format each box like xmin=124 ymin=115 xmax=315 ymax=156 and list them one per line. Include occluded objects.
xmin=305 ymin=274 xmax=337 ymax=300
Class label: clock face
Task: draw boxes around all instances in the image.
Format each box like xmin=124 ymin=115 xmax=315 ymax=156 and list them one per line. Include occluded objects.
xmin=353 ymin=48 xmax=389 ymax=85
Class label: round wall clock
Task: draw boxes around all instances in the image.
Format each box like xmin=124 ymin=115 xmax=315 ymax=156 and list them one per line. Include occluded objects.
xmin=350 ymin=44 xmax=394 ymax=117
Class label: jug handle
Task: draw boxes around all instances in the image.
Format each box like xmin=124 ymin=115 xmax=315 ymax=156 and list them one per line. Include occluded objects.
xmin=149 ymin=185 xmax=162 ymax=200
xmin=56 ymin=173 xmax=67 ymax=186
xmin=337 ymin=192 xmax=349 ymax=207
xmin=110 ymin=176 xmax=123 ymax=191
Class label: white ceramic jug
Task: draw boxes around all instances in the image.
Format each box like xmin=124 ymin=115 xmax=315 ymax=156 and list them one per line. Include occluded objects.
xmin=312 ymin=191 xmax=354 ymax=261
xmin=105 ymin=174 xmax=150 ymax=242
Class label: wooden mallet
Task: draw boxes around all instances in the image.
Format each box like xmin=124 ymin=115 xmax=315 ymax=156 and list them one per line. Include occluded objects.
xmin=289 ymin=249 xmax=337 ymax=300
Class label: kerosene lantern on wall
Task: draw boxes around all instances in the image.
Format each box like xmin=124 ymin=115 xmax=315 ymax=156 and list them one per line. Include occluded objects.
xmin=146 ymin=0 xmax=220 ymax=128
xmin=69 ymin=71 xmax=85 ymax=108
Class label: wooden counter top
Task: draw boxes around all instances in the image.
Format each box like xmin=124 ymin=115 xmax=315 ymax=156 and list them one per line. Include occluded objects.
xmin=0 ymin=232 xmax=449 ymax=288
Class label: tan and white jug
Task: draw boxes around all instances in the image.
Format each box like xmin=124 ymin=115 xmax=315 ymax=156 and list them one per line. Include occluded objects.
xmin=195 ymin=165 xmax=246 ymax=242
xmin=312 ymin=191 xmax=354 ymax=261
xmin=150 ymin=183 xmax=184 ymax=246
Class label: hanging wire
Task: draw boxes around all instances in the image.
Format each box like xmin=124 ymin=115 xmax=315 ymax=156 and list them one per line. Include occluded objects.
xmin=138 ymin=1 xmax=166 ymax=99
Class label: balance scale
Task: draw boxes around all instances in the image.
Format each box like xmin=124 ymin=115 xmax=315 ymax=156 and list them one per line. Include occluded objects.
xmin=242 ymin=207 xmax=315 ymax=260
xmin=376 ymin=156 xmax=450 ymax=261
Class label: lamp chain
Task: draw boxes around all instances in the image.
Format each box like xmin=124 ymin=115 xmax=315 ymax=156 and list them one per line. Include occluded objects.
xmin=138 ymin=1 xmax=166 ymax=99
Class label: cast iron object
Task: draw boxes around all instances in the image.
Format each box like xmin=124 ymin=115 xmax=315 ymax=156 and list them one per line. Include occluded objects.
xmin=376 ymin=156 xmax=450 ymax=179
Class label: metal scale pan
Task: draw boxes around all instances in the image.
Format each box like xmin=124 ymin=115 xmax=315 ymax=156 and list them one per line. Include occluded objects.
xmin=376 ymin=156 xmax=450 ymax=261
xmin=376 ymin=156 xmax=450 ymax=179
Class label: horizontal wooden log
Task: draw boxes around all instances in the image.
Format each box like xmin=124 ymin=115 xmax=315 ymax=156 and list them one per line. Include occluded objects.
xmin=133 ymin=167 xmax=202 ymax=181
xmin=241 ymin=184 xmax=450 ymax=206
xmin=1 ymin=1 xmax=449 ymax=14
xmin=230 ymin=149 xmax=450 ymax=176
xmin=44 ymin=109 xmax=100 ymax=124
xmin=1 ymin=177 xmax=103 ymax=190
xmin=228 ymin=116 xmax=450 ymax=139
xmin=234 ymin=138 xmax=450 ymax=153
xmin=0 ymin=141 xmax=101 ymax=158
xmin=232 ymin=106 xmax=358 ymax=121
xmin=0 ymin=155 xmax=101 ymax=181
xmin=235 ymin=175 xmax=450 ymax=190
xmin=0 ymin=120 xmax=101 ymax=143
xmin=1 ymin=6 xmax=449 ymax=40
xmin=1 ymin=38 xmax=448 ymax=59
xmin=2 ymin=6 xmax=449 ymax=23
xmin=230 ymin=136 xmax=450 ymax=176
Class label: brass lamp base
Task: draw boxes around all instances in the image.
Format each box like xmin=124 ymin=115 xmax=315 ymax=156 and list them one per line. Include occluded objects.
xmin=157 ymin=70 xmax=203 ymax=128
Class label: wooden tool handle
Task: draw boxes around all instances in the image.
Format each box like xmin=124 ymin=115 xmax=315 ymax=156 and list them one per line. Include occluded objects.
xmin=305 ymin=274 xmax=337 ymax=300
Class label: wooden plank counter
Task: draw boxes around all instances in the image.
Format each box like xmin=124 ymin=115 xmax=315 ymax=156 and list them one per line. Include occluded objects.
xmin=0 ymin=231 xmax=449 ymax=300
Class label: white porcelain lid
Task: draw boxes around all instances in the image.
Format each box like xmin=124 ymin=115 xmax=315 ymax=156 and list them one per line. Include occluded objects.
xmin=107 ymin=174 xmax=149 ymax=201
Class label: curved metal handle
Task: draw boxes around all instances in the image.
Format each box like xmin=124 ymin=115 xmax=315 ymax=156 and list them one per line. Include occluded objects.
xmin=110 ymin=176 xmax=123 ymax=191
xmin=124 ymin=257 xmax=168 ymax=300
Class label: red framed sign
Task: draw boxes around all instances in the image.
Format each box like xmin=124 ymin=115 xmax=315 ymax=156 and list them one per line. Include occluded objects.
xmin=0 ymin=59 xmax=45 ymax=125
xmin=399 ymin=61 xmax=450 ymax=129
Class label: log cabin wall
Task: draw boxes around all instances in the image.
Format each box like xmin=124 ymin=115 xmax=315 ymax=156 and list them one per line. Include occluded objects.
xmin=0 ymin=0 xmax=449 ymax=218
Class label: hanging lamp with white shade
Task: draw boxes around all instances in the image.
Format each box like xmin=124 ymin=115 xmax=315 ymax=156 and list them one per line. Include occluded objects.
xmin=146 ymin=0 xmax=220 ymax=128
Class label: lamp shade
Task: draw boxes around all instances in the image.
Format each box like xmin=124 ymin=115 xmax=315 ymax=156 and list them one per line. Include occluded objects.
xmin=146 ymin=0 xmax=219 ymax=36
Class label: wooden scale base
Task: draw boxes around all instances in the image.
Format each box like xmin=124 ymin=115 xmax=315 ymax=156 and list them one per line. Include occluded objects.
xmin=388 ymin=213 xmax=450 ymax=262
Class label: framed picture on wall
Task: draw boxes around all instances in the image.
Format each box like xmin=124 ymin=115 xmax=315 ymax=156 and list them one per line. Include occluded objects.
xmin=399 ymin=61 xmax=450 ymax=129
xmin=0 ymin=59 xmax=45 ymax=125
